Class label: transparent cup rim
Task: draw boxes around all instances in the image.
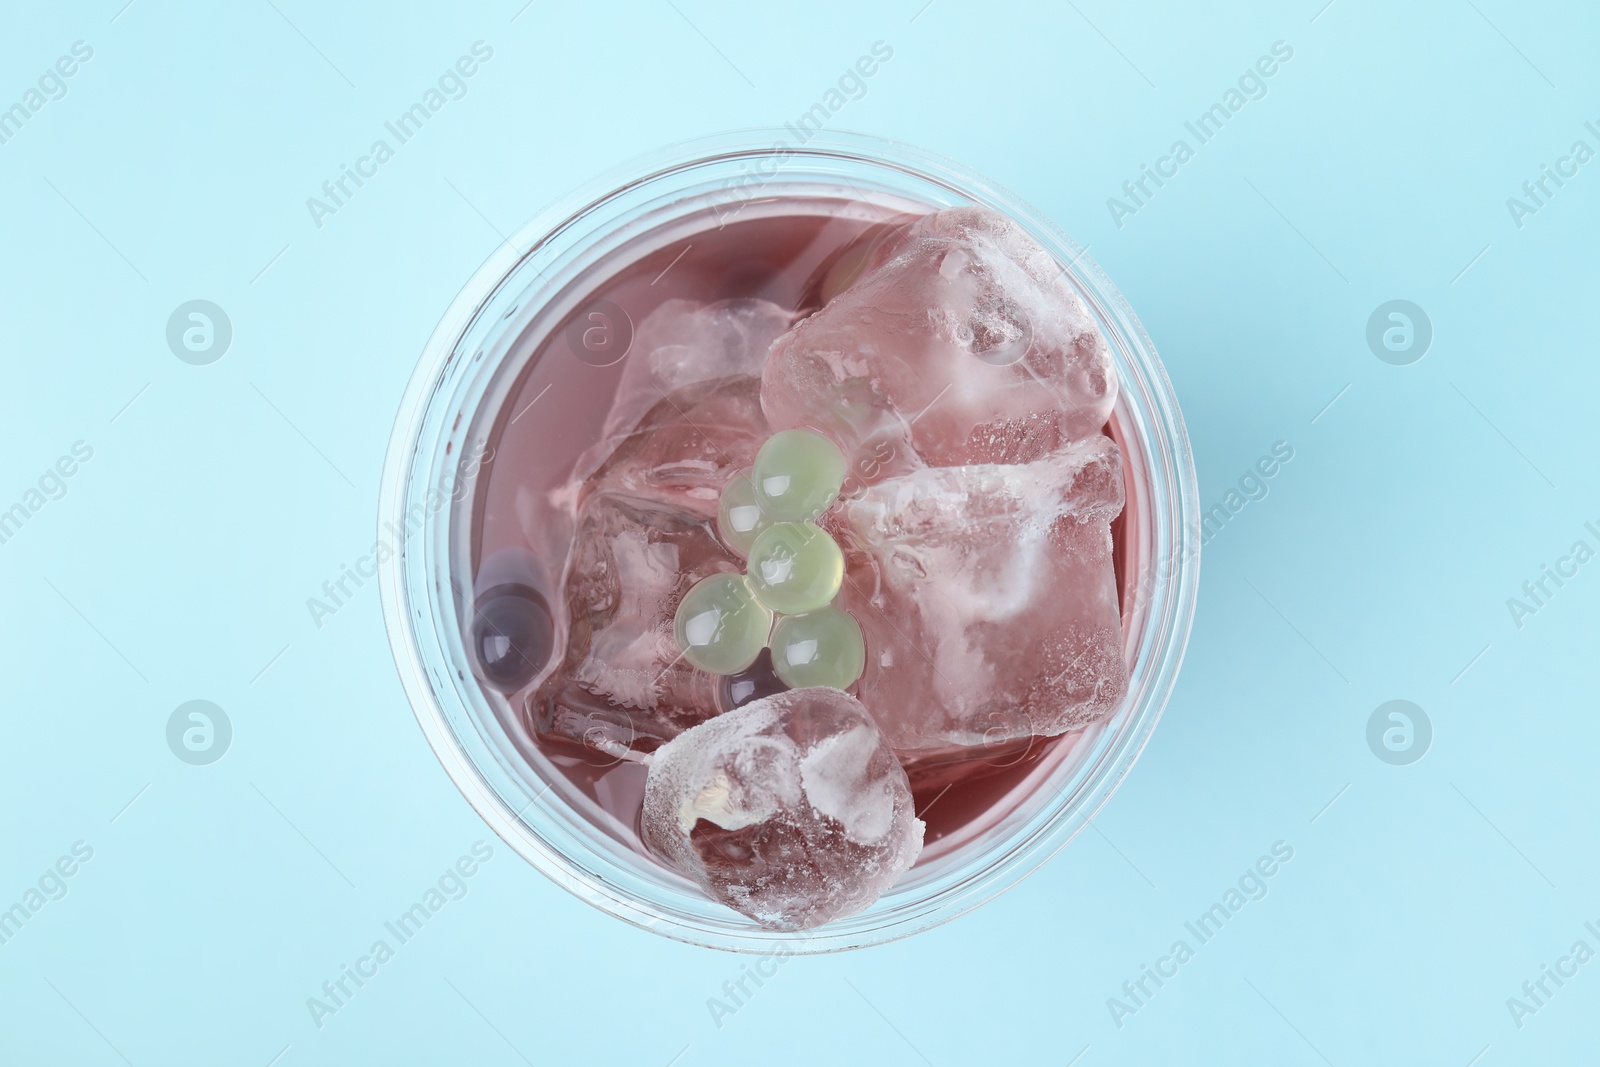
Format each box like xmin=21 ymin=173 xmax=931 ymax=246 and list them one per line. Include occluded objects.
xmin=378 ymin=128 xmax=1200 ymax=953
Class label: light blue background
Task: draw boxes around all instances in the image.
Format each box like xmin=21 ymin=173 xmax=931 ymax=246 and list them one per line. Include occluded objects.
xmin=3 ymin=1 xmax=1596 ymax=1063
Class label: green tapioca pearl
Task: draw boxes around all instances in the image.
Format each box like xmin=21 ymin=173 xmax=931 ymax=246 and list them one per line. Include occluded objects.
xmin=752 ymin=429 xmax=848 ymax=522
xmin=717 ymin=469 xmax=770 ymax=558
xmin=769 ymin=607 xmax=865 ymax=691
xmin=745 ymin=522 xmax=843 ymax=615
xmin=673 ymin=573 xmax=773 ymax=675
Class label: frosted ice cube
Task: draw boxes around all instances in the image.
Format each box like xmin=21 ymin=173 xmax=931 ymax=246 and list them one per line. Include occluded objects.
xmin=602 ymin=298 xmax=793 ymax=441
xmin=761 ymin=206 xmax=1118 ymax=475
xmin=530 ymin=491 xmax=740 ymax=760
xmin=576 ymin=376 xmax=770 ymax=523
xmin=641 ymin=687 xmax=924 ymax=930
xmin=831 ymin=434 xmax=1128 ymax=766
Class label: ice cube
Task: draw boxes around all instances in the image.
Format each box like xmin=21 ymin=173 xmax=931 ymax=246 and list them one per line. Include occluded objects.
xmin=576 ymin=375 xmax=770 ymax=522
xmin=761 ymin=206 xmax=1118 ymax=475
xmin=641 ymin=687 xmax=924 ymax=930
xmin=830 ymin=434 xmax=1128 ymax=766
xmin=602 ymin=298 xmax=793 ymax=441
xmin=529 ymin=490 xmax=740 ymax=760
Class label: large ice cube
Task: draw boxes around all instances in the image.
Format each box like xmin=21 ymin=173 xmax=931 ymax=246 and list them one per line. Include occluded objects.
xmin=575 ymin=375 xmax=770 ymax=522
xmin=641 ymin=687 xmax=924 ymax=930
xmin=761 ymin=206 xmax=1118 ymax=475
xmin=529 ymin=490 xmax=740 ymax=760
xmin=535 ymin=367 xmax=779 ymax=759
xmin=602 ymin=298 xmax=793 ymax=441
xmin=831 ymin=434 xmax=1128 ymax=766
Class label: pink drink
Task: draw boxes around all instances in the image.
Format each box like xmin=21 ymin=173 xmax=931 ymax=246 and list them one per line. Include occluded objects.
xmin=461 ymin=199 xmax=1138 ymax=862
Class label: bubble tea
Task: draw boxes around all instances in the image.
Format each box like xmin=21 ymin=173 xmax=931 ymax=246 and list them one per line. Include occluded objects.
xmin=462 ymin=201 xmax=1129 ymax=929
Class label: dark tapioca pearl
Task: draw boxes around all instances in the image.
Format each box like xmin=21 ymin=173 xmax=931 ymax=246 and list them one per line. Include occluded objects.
xmin=720 ymin=648 xmax=787 ymax=710
xmin=471 ymin=584 xmax=554 ymax=692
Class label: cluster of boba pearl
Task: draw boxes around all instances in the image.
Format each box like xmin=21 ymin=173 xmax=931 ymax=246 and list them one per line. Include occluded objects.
xmin=673 ymin=429 xmax=866 ymax=692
